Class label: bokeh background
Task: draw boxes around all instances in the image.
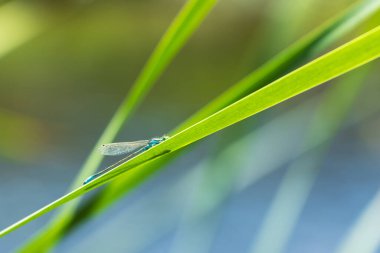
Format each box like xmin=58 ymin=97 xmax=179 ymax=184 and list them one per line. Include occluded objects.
xmin=0 ymin=0 xmax=379 ymax=252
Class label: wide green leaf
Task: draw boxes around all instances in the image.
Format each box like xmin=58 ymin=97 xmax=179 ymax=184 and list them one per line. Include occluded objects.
xmin=2 ymin=24 xmax=379 ymax=238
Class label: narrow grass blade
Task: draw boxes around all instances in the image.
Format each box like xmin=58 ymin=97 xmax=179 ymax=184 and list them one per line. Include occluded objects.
xmin=17 ymin=0 xmax=217 ymax=251
xmin=85 ymin=0 xmax=380 ymax=221
xmin=92 ymin=88 xmax=380 ymax=253
xmin=1 ymin=25 xmax=380 ymax=238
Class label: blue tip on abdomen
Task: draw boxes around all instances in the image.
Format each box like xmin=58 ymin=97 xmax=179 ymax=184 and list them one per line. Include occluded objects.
xmin=83 ymin=175 xmax=98 ymax=185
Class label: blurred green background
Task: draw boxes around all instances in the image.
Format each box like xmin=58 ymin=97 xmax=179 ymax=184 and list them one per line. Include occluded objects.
xmin=0 ymin=0 xmax=379 ymax=252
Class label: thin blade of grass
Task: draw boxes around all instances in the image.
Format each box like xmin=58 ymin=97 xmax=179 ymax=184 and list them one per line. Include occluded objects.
xmin=89 ymin=87 xmax=380 ymax=253
xmin=17 ymin=0 xmax=217 ymax=251
xmin=86 ymin=0 xmax=380 ymax=221
xmin=2 ymin=24 xmax=380 ymax=237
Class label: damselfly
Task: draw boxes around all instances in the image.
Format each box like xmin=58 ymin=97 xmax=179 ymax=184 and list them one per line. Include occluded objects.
xmin=83 ymin=136 xmax=168 ymax=185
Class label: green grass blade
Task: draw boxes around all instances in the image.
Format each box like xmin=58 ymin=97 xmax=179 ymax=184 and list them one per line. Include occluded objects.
xmin=17 ymin=0 xmax=217 ymax=251
xmin=93 ymin=88 xmax=380 ymax=253
xmin=2 ymin=25 xmax=380 ymax=238
xmin=87 ymin=0 xmax=380 ymax=219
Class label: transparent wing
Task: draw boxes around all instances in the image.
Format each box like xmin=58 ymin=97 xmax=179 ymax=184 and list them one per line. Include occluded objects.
xmin=99 ymin=140 xmax=149 ymax=156
xmin=84 ymin=146 xmax=145 ymax=184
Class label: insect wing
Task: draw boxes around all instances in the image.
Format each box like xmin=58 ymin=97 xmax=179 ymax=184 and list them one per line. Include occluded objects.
xmin=99 ymin=140 xmax=149 ymax=156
